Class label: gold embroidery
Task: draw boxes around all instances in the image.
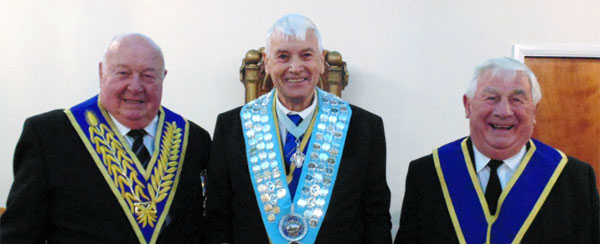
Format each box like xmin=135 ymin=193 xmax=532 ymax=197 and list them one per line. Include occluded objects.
xmin=85 ymin=111 xmax=182 ymax=228
xmin=141 ymin=121 xmax=181 ymax=227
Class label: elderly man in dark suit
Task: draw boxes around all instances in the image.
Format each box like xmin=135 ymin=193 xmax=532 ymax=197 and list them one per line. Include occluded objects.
xmin=1 ymin=33 xmax=210 ymax=244
xmin=395 ymin=57 xmax=599 ymax=244
xmin=207 ymin=14 xmax=392 ymax=244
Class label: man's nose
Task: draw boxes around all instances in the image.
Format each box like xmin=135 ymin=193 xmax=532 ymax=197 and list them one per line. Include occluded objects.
xmin=127 ymin=74 xmax=144 ymax=92
xmin=493 ymin=98 xmax=514 ymax=118
xmin=288 ymin=57 xmax=303 ymax=73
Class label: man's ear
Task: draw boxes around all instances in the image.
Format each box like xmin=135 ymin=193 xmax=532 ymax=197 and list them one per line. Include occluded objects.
xmin=463 ymin=95 xmax=471 ymax=118
xmin=98 ymin=62 xmax=103 ymax=87
xmin=319 ymin=50 xmax=326 ymax=74
xmin=263 ymin=52 xmax=270 ymax=74
xmin=532 ymin=104 xmax=537 ymax=124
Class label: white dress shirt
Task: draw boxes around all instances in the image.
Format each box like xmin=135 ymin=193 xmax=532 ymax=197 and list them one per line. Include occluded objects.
xmin=276 ymin=91 xmax=318 ymax=143
xmin=110 ymin=114 xmax=159 ymax=154
xmin=472 ymin=144 xmax=527 ymax=192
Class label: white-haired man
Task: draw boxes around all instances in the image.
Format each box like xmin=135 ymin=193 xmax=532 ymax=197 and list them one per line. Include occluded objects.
xmin=1 ymin=33 xmax=211 ymax=244
xmin=207 ymin=14 xmax=392 ymax=243
xmin=396 ymin=57 xmax=599 ymax=243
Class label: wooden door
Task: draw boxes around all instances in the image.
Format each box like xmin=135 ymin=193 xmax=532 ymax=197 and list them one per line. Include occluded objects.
xmin=525 ymin=57 xmax=600 ymax=189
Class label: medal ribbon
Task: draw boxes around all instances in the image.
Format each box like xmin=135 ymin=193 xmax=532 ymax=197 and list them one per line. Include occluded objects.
xmin=275 ymin=99 xmax=317 ymax=185
xmin=434 ymin=137 xmax=567 ymax=244
xmin=276 ymin=104 xmax=315 ymax=139
xmin=65 ymin=95 xmax=188 ymax=244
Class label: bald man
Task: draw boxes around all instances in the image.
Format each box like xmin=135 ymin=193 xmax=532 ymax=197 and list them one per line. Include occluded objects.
xmin=1 ymin=34 xmax=210 ymax=244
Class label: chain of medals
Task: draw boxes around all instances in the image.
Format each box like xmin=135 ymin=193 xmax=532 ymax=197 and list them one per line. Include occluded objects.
xmin=241 ymin=89 xmax=352 ymax=244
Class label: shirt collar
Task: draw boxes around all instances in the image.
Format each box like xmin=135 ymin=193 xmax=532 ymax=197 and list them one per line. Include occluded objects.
xmin=472 ymin=142 xmax=527 ymax=173
xmin=275 ymin=89 xmax=317 ymax=119
xmin=109 ymin=113 xmax=159 ymax=138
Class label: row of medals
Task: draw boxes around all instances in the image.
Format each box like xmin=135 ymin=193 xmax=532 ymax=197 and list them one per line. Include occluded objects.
xmin=242 ymin=92 xmax=350 ymax=238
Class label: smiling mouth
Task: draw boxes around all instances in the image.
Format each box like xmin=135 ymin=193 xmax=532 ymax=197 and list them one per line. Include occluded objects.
xmin=287 ymin=78 xmax=308 ymax=83
xmin=490 ymin=124 xmax=514 ymax=130
xmin=124 ymin=99 xmax=144 ymax=104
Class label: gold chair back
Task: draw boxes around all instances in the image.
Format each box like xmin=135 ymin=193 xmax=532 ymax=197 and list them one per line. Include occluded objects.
xmin=240 ymin=48 xmax=349 ymax=103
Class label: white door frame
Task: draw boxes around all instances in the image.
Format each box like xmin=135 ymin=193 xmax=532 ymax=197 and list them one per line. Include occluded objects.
xmin=513 ymin=44 xmax=600 ymax=62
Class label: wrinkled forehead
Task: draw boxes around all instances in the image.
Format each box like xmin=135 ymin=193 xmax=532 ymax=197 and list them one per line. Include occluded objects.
xmin=268 ymin=30 xmax=320 ymax=51
xmin=477 ymin=69 xmax=532 ymax=93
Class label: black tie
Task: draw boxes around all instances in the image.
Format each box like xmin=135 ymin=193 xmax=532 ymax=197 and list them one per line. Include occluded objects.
xmin=485 ymin=159 xmax=503 ymax=215
xmin=128 ymin=129 xmax=150 ymax=168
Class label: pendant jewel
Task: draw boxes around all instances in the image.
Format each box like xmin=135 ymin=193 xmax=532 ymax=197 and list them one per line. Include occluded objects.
xmin=291 ymin=151 xmax=305 ymax=168
xmin=279 ymin=212 xmax=308 ymax=242
xmin=291 ymin=139 xmax=305 ymax=168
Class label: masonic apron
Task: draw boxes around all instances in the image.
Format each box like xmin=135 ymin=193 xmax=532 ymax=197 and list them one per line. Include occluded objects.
xmin=434 ymin=137 xmax=567 ymax=244
xmin=65 ymin=95 xmax=189 ymax=244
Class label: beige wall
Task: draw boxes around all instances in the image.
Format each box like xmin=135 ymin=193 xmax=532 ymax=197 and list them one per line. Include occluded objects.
xmin=1 ymin=0 xmax=599 ymax=237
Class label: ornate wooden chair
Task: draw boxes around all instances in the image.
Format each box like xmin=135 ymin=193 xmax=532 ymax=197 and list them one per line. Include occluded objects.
xmin=239 ymin=48 xmax=349 ymax=103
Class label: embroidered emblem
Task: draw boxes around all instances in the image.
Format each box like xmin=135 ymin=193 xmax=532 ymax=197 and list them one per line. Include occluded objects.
xmin=86 ymin=110 xmax=182 ymax=228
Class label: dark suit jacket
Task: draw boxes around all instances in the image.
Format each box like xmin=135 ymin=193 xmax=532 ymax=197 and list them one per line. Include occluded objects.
xmin=395 ymin=139 xmax=600 ymax=244
xmin=207 ymin=105 xmax=392 ymax=244
xmin=1 ymin=109 xmax=211 ymax=244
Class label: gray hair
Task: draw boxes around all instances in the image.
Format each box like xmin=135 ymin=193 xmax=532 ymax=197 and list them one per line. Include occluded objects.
xmin=465 ymin=57 xmax=542 ymax=105
xmin=265 ymin=14 xmax=323 ymax=54
xmin=101 ymin=33 xmax=165 ymax=68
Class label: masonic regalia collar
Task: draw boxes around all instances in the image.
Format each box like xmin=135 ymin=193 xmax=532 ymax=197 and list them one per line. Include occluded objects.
xmin=240 ymin=88 xmax=352 ymax=244
xmin=433 ymin=137 xmax=567 ymax=244
xmin=64 ymin=95 xmax=189 ymax=244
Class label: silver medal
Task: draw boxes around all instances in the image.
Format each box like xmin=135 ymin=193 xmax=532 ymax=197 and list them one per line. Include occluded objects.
xmin=279 ymin=212 xmax=307 ymax=242
xmin=291 ymin=139 xmax=305 ymax=168
xmin=291 ymin=151 xmax=305 ymax=168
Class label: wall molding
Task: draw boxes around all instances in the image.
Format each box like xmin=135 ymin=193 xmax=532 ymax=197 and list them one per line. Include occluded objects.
xmin=513 ymin=44 xmax=600 ymax=62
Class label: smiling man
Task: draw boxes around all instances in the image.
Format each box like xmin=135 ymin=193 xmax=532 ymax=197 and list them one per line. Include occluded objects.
xmin=395 ymin=57 xmax=599 ymax=243
xmin=207 ymin=14 xmax=392 ymax=243
xmin=1 ymin=34 xmax=211 ymax=244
